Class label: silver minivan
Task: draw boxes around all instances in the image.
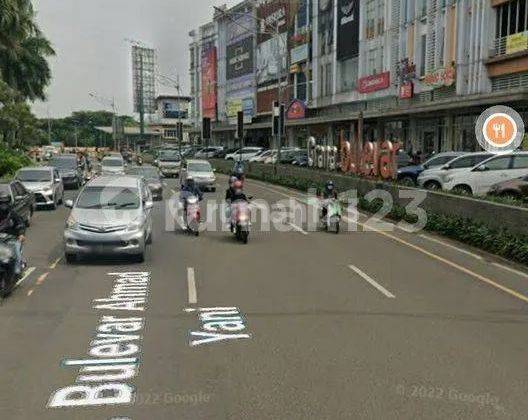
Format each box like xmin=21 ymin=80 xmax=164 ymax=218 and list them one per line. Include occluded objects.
xmin=63 ymin=175 xmax=153 ymax=263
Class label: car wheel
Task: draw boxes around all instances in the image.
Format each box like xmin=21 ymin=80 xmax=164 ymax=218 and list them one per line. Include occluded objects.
xmin=65 ymin=253 xmax=77 ymax=264
xmin=51 ymin=195 xmax=57 ymax=210
xmin=399 ymin=176 xmax=415 ymax=186
xmin=453 ymin=185 xmax=472 ymax=195
xmin=211 ymin=187 xmax=216 ymax=192
xmin=424 ymin=181 xmax=441 ymax=190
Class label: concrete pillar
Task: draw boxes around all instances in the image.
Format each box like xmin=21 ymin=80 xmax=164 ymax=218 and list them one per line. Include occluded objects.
xmin=445 ymin=115 xmax=455 ymax=151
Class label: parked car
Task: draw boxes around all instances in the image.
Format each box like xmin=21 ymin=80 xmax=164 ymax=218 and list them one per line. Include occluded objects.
xmin=194 ymin=146 xmax=224 ymax=159
xmin=292 ymin=152 xmax=309 ymax=167
xmin=443 ymin=152 xmax=528 ymax=196
xmin=63 ymin=175 xmax=153 ymax=263
xmin=180 ymin=159 xmax=216 ymax=192
xmin=157 ymin=150 xmax=182 ymax=178
xmin=396 ymin=152 xmax=465 ymax=186
xmin=215 ymin=147 xmax=238 ymax=159
xmin=101 ymin=156 xmax=126 ymax=175
xmin=488 ymin=175 xmax=528 ymax=201
xmin=127 ymin=166 xmax=164 ymax=201
xmin=0 ymin=180 xmax=34 ymax=228
xmin=225 ymin=147 xmax=263 ymax=161
xmin=250 ymin=149 xmax=274 ymax=162
xmin=263 ymin=150 xmax=278 ymax=164
xmin=16 ymin=167 xmax=64 ymax=209
xmin=417 ymin=152 xmax=493 ymax=190
xmin=396 ymin=150 xmax=413 ymax=168
xmin=50 ymin=154 xmax=84 ymax=189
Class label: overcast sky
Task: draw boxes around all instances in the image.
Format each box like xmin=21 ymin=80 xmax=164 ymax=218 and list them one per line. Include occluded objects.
xmin=31 ymin=0 xmax=237 ymax=118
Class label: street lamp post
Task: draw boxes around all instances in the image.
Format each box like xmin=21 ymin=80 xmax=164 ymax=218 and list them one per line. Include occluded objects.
xmin=89 ymin=92 xmax=118 ymax=150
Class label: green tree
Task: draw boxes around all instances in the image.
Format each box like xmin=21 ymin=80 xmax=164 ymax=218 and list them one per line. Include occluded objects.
xmin=0 ymin=0 xmax=55 ymax=100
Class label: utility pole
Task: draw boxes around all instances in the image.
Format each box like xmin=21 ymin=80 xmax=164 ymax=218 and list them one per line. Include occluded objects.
xmin=47 ymin=107 xmax=52 ymax=144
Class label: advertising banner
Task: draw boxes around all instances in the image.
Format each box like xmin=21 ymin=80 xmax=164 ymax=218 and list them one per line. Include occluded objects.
xmin=227 ymin=10 xmax=254 ymax=45
xmin=227 ymin=37 xmax=254 ymax=80
xmin=287 ymin=99 xmax=306 ymax=119
xmin=227 ymin=92 xmax=254 ymax=124
xmin=337 ymin=0 xmax=360 ymax=60
xmin=201 ymin=47 xmax=217 ymax=121
xmin=422 ymin=66 xmax=455 ymax=88
xmin=358 ymin=71 xmax=390 ymax=94
xmin=256 ymin=0 xmax=291 ymax=44
xmin=256 ymin=32 xmax=287 ymax=85
xmin=506 ymin=32 xmax=528 ymax=54
xmin=132 ymin=46 xmax=156 ymax=114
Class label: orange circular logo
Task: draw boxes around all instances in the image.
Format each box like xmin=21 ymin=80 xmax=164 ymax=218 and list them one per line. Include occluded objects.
xmin=483 ymin=114 xmax=517 ymax=147
xmin=476 ymin=106 xmax=524 ymax=153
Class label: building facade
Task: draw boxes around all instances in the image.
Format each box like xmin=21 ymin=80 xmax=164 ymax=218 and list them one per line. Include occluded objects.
xmin=189 ymin=0 xmax=528 ymax=153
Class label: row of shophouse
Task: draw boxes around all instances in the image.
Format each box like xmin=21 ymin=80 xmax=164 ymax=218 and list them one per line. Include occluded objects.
xmin=188 ymin=0 xmax=528 ymax=155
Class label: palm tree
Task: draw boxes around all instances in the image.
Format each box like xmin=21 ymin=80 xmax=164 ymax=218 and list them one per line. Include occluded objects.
xmin=0 ymin=0 xmax=55 ymax=100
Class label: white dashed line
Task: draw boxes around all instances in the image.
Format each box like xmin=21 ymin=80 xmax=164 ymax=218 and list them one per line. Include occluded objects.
xmin=187 ymin=267 xmax=197 ymax=304
xmin=15 ymin=267 xmax=35 ymax=288
xmin=348 ymin=265 xmax=396 ymax=298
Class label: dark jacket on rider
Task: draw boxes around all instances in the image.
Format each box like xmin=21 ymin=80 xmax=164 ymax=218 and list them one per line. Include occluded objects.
xmin=0 ymin=205 xmax=26 ymax=237
xmin=181 ymin=184 xmax=203 ymax=201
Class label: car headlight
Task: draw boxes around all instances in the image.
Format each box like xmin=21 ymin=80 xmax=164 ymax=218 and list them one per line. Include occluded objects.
xmin=127 ymin=218 xmax=144 ymax=232
xmin=66 ymin=215 xmax=79 ymax=230
xmin=42 ymin=188 xmax=53 ymax=196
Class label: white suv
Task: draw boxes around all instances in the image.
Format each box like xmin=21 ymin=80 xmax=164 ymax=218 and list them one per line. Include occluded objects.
xmin=225 ymin=147 xmax=263 ymax=161
xmin=417 ymin=152 xmax=493 ymax=190
xmin=443 ymin=152 xmax=528 ymax=196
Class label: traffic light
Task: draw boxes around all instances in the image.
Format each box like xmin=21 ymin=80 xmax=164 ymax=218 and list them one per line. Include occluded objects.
xmin=236 ymin=111 xmax=244 ymax=140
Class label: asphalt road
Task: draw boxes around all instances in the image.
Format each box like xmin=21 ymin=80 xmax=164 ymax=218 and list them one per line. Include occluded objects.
xmin=1 ymin=174 xmax=528 ymax=419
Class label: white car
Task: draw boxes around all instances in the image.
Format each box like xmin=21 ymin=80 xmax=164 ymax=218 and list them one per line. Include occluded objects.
xmin=180 ymin=159 xmax=216 ymax=192
xmin=443 ymin=152 xmax=528 ymax=196
xmin=417 ymin=152 xmax=493 ymax=190
xmin=194 ymin=146 xmax=223 ymax=159
xmin=250 ymin=149 xmax=274 ymax=162
xmin=101 ymin=157 xmax=125 ymax=175
xmin=225 ymin=147 xmax=263 ymax=161
xmin=16 ymin=167 xmax=64 ymax=209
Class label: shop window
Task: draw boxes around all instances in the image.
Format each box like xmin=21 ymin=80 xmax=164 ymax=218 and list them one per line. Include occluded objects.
xmin=420 ymin=34 xmax=427 ymax=76
xmin=296 ymin=72 xmax=307 ymax=101
xmin=340 ymin=58 xmax=358 ymax=92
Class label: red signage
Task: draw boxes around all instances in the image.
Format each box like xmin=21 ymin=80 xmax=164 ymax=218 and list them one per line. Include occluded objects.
xmin=201 ymin=47 xmax=217 ymax=121
xmin=358 ymin=71 xmax=390 ymax=94
xmin=286 ymin=99 xmax=306 ymax=119
xmin=399 ymin=82 xmax=413 ymax=99
xmin=423 ymin=66 xmax=456 ymax=88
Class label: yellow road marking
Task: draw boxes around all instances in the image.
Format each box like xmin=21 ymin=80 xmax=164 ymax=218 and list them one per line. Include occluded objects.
xmin=343 ymin=216 xmax=528 ymax=304
xmin=49 ymin=257 xmax=61 ymax=269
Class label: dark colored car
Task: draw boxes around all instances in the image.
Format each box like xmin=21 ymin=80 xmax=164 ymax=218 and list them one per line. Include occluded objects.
xmin=397 ymin=152 xmax=464 ymax=186
xmin=292 ymin=153 xmax=309 ymax=167
xmin=0 ymin=180 xmax=35 ymax=228
xmin=127 ymin=166 xmax=164 ymax=201
xmin=488 ymin=175 xmax=528 ymax=200
xmin=50 ymin=155 xmax=84 ymax=189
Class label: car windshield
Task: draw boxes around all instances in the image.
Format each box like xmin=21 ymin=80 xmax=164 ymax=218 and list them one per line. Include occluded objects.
xmin=128 ymin=168 xmax=159 ymax=179
xmin=76 ymin=186 xmax=140 ymax=210
xmin=188 ymin=162 xmax=212 ymax=172
xmin=102 ymin=159 xmax=123 ymax=167
xmin=17 ymin=170 xmax=52 ymax=182
xmin=51 ymin=158 xmax=76 ymax=169
xmin=159 ymin=151 xmax=181 ymax=161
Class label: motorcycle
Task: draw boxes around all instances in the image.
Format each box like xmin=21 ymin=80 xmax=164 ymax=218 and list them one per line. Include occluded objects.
xmin=230 ymin=199 xmax=251 ymax=244
xmin=0 ymin=234 xmax=23 ymax=298
xmin=320 ymin=198 xmax=342 ymax=234
xmin=184 ymin=195 xmax=201 ymax=236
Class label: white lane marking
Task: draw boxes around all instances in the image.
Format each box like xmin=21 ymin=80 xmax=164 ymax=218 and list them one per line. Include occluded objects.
xmin=36 ymin=272 xmax=49 ymax=285
xmin=419 ymin=234 xmax=484 ymax=261
xmin=27 ymin=289 xmax=34 ymax=296
xmin=187 ymin=267 xmax=197 ymax=304
xmin=49 ymin=257 xmax=61 ymax=269
xmin=15 ymin=267 xmax=35 ymax=287
xmin=491 ymin=262 xmax=528 ymax=279
xmin=287 ymin=222 xmax=308 ymax=235
xmin=348 ymin=265 xmax=396 ymax=298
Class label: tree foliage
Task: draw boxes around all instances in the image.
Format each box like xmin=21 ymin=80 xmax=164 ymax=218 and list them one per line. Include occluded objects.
xmin=0 ymin=0 xmax=55 ymax=100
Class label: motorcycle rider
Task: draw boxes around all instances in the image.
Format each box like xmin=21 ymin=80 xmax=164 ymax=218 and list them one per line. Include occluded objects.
xmin=0 ymin=192 xmax=26 ymax=274
xmin=180 ymin=175 xmax=203 ymax=204
xmin=320 ymin=180 xmax=338 ymax=220
xmin=232 ymin=160 xmax=245 ymax=181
